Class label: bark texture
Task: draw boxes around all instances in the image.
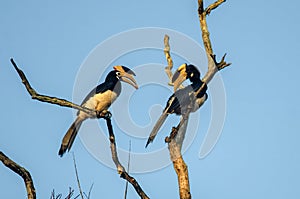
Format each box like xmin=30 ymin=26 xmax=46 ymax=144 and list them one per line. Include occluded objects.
xmin=163 ymin=1 xmax=231 ymax=198
xmin=0 ymin=151 xmax=36 ymax=199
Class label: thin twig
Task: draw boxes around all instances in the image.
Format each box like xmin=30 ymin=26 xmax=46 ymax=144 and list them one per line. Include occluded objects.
xmin=65 ymin=188 xmax=76 ymax=199
xmin=205 ymin=0 xmax=227 ymax=15
xmin=86 ymin=183 xmax=94 ymax=199
xmin=124 ymin=140 xmax=132 ymax=199
xmin=50 ymin=189 xmax=63 ymax=199
xmin=0 ymin=151 xmax=36 ymax=199
xmin=50 ymin=190 xmax=55 ymax=199
xmin=72 ymin=153 xmax=84 ymax=199
xmin=104 ymin=118 xmax=150 ymax=199
xmin=50 ymin=187 xmax=78 ymax=199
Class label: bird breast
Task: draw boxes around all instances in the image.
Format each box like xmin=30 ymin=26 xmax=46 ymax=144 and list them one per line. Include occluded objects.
xmin=78 ymin=90 xmax=118 ymax=118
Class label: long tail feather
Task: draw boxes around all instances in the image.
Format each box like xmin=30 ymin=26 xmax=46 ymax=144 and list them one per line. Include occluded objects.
xmin=145 ymin=112 xmax=168 ymax=147
xmin=58 ymin=118 xmax=83 ymax=157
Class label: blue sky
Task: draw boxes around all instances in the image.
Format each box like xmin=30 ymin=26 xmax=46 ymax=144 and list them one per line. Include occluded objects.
xmin=1 ymin=0 xmax=300 ymax=198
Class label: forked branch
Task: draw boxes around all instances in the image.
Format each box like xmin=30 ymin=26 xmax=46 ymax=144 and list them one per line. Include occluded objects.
xmin=163 ymin=35 xmax=191 ymax=199
xmin=205 ymin=0 xmax=227 ymax=15
xmin=197 ymin=0 xmax=231 ymax=84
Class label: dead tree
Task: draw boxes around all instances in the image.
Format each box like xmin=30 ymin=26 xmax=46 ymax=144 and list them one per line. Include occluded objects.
xmin=163 ymin=1 xmax=231 ymax=198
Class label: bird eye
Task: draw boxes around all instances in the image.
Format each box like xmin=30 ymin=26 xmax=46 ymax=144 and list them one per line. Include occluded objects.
xmin=116 ymin=72 xmax=120 ymax=76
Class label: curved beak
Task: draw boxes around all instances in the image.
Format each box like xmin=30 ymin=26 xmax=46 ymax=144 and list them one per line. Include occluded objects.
xmin=114 ymin=65 xmax=138 ymax=89
xmin=172 ymin=64 xmax=187 ymax=92
xmin=119 ymin=72 xmax=139 ymax=89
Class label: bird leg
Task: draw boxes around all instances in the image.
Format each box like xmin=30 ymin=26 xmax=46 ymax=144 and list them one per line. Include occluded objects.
xmin=96 ymin=109 xmax=112 ymax=119
xmin=165 ymin=127 xmax=178 ymax=143
xmin=165 ymin=115 xmax=188 ymax=143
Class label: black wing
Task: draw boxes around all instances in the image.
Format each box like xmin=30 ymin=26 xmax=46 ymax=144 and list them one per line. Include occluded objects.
xmin=165 ymin=85 xmax=194 ymax=115
xmin=165 ymin=81 xmax=207 ymax=115
xmin=80 ymin=81 xmax=116 ymax=106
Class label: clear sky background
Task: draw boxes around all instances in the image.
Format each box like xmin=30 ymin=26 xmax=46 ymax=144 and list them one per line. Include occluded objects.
xmin=1 ymin=0 xmax=300 ymax=198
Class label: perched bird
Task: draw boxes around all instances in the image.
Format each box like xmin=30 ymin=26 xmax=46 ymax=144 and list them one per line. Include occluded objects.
xmin=146 ymin=64 xmax=207 ymax=147
xmin=59 ymin=65 xmax=138 ymax=157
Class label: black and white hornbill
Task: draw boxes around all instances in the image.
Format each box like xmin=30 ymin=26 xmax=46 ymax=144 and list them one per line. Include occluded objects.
xmin=145 ymin=63 xmax=208 ymax=147
xmin=58 ymin=65 xmax=138 ymax=157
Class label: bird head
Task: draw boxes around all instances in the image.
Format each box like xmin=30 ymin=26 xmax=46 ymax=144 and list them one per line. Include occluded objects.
xmin=113 ymin=65 xmax=138 ymax=89
xmin=172 ymin=63 xmax=200 ymax=92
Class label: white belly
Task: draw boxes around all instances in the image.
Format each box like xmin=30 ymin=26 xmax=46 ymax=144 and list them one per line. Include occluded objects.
xmin=78 ymin=90 xmax=118 ymax=118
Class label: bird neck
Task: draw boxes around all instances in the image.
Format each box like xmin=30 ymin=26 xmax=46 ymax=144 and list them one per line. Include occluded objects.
xmin=104 ymin=71 xmax=122 ymax=96
xmin=190 ymin=77 xmax=202 ymax=87
xmin=105 ymin=71 xmax=119 ymax=84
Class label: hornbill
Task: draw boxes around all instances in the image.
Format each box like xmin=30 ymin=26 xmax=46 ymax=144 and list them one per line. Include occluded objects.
xmin=58 ymin=65 xmax=138 ymax=157
xmin=145 ymin=63 xmax=208 ymax=147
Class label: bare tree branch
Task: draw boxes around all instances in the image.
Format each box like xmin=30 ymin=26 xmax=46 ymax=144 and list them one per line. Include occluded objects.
xmin=164 ymin=36 xmax=185 ymax=89
xmin=10 ymin=58 xmax=107 ymax=119
xmin=205 ymin=0 xmax=227 ymax=15
xmin=0 ymin=151 xmax=36 ymax=199
xmin=104 ymin=117 xmax=150 ymax=199
xmin=164 ymin=35 xmax=185 ymax=89
xmin=166 ymin=120 xmax=191 ymax=199
xmin=164 ymin=35 xmax=174 ymax=86
xmin=197 ymin=0 xmax=231 ymax=85
xmin=168 ymin=141 xmax=191 ymax=199
xmin=166 ymin=125 xmax=191 ymax=199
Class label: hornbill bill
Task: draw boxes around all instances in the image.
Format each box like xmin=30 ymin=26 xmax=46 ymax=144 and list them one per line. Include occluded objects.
xmin=145 ymin=63 xmax=208 ymax=147
xmin=58 ymin=65 xmax=138 ymax=157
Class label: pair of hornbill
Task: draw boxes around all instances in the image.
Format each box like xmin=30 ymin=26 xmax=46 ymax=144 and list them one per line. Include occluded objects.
xmin=58 ymin=64 xmax=207 ymax=157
